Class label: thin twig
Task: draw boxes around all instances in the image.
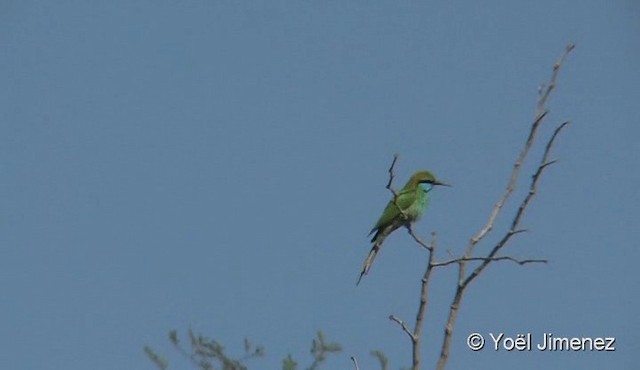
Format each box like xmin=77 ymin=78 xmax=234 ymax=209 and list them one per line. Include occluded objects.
xmin=432 ymin=256 xmax=548 ymax=268
xmin=406 ymin=224 xmax=433 ymax=251
xmin=386 ymin=154 xmax=408 ymax=222
xmin=350 ymin=356 xmax=360 ymax=370
xmin=389 ymin=315 xmax=415 ymax=341
xmin=386 ymin=153 xmax=400 ymax=192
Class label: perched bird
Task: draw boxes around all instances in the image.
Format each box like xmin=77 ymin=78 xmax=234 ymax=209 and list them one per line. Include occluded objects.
xmin=357 ymin=170 xmax=450 ymax=285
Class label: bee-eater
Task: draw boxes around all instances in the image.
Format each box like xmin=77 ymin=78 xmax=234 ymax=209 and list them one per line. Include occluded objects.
xmin=357 ymin=170 xmax=450 ymax=285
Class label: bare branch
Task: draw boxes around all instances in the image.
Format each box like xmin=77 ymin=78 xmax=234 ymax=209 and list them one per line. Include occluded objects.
xmin=388 ymin=232 xmax=438 ymax=370
xmin=435 ymin=44 xmax=575 ymax=370
xmin=435 ymin=286 xmax=464 ymax=370
xmin=432 ymin=256 xmax=548 ymax=268
xmin=464 ymin=43 xmax=574 ymax=258
xmin=385 ymin=154 xmax=408 ymax=224
xmin=406 ymin=224 xmax=433 ymax=251
xmin=537 ymin=44 xmax=576 ymax=110
xmin=464 ymin=119 xmax=569 ymax=287
xmin=389 ymin=315 xmax=415 ymax=341
xmin=350 ymin=356 xmax=360 ymax=370
xmin=386 ymin=153 xmax=400 ymax=193
xmin=410 ymin=233 xmax=437 ymax=370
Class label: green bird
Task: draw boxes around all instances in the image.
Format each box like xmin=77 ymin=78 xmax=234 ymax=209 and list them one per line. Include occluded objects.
xmin=357 ymin=170 xmax=450 ymax=285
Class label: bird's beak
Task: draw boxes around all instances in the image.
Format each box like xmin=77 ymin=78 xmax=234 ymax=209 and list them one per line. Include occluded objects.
xmin=433 ymin=180 xmax=452 ymax=187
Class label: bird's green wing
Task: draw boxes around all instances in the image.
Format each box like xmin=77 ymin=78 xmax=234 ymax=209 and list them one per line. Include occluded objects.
xmin=370 ymin=188 xmax=417 ymax=232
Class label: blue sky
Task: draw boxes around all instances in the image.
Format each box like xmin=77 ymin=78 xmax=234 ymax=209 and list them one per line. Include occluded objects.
xmin=1 ymin=1 xmax=638 ymax=369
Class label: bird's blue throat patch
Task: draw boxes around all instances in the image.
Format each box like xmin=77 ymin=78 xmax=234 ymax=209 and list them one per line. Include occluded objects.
xmin=421 ymin=183 xmax=433 ymax=193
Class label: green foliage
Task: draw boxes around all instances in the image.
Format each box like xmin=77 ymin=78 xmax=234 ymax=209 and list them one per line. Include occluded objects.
xmin=145 ymin=329 xmax=264 ymax=370
xmin=144 ymin=346 xmax=168 ymax=370
xmin=307 ymin=331 xmax=342 ymax=370
xmin=282 ymin=354 xmax=297 ymax=370
xmin=370 ymin=350 xmax=388 ymax=370
xmin=145 ymin=329 xmax=341 ymax=370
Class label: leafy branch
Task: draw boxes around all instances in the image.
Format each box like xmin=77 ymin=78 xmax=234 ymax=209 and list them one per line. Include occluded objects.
xmin=144 ymin=330 xmax=341 ymax=370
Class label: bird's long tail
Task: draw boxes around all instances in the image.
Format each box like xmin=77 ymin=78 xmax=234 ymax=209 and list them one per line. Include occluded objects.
xmin=356 ymin=238 xmax=385 ymax=285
